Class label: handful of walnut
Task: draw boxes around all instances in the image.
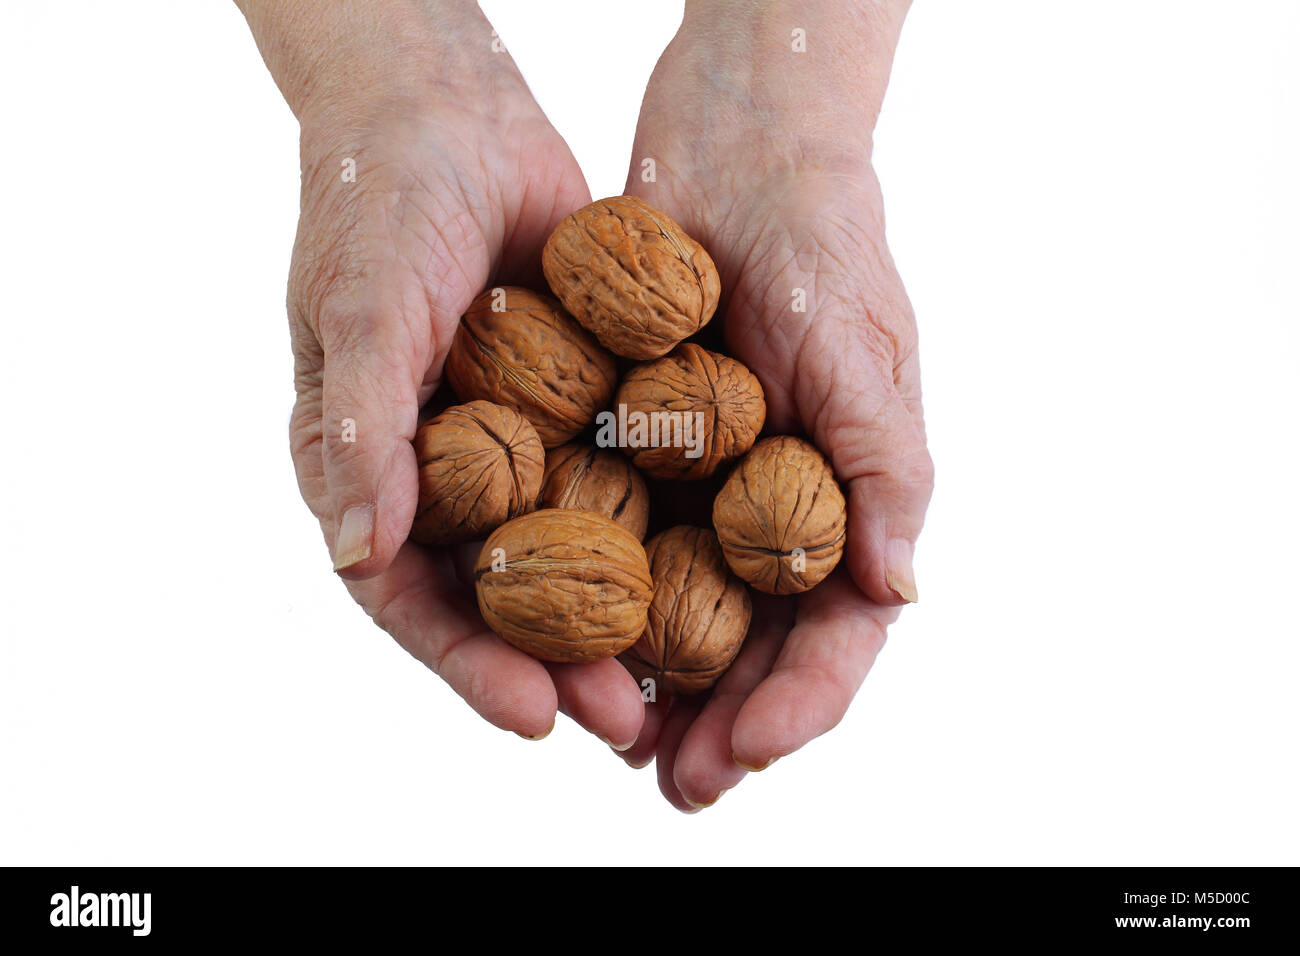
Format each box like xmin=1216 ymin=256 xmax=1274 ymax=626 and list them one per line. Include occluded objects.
xmin=410 ymin=197 xmax=848 ymax=693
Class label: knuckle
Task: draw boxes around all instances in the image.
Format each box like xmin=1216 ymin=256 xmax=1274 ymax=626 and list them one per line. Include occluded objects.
xmin=292 ymin=346 xmax=324 ymax=401
xmin=912 ymin=445 xmax=936 ymax=490
xmin=287 ymin=172 xmax=383 ymax=344
xmin=314 ymin=295 xmax=371 ymax=354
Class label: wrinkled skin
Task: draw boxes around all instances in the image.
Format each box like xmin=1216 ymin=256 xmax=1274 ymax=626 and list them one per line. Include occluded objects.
xmin=611 ymin=5 xmax=935 ymax=809
xmin=240 ymin=0 xmax=932 ymax=807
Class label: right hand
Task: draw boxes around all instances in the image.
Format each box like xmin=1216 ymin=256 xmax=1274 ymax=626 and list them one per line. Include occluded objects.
xmin=242 ymin=0 xmax=647 ymax=747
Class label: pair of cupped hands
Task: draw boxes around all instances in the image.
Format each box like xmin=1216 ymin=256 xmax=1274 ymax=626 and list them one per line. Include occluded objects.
xmin=244 ymin=0 xmax=932 ymax=810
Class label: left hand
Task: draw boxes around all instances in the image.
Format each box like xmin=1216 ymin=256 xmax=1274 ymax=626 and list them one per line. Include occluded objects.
xmin=614 ymin=0 xmax=933 ymax=809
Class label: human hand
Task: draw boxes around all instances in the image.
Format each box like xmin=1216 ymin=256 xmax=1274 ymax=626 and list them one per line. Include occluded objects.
xmin=616 ymin=0 xmax=933 ymax=809
xmin=238 ymin=0 xmax=646 ymax=746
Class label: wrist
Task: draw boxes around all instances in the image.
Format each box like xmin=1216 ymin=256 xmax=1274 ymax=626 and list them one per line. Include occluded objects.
xmin=671 ymin=0 xmax=909 ymax=134
xmin=235 ymin=0 xmax=492 ymax=124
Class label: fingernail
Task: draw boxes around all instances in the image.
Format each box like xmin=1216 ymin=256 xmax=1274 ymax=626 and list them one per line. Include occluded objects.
xmin=685 ymin=788 xmax=729 ymax=810
xmin=601 ymin=736 xmax=636 ymax=752
xmin=678 ymin=804 xmax=703 ymax=815
xmin=333 ymin=504 xmax=374 ymax=571
xmin=516 ymin=721 xmax=554 ymax=742
xmin=884 ymin=537 xmax=918 ymax=603
xmin=624 ymin=756 xmax=653 ymax=770
xmin=734 ymin=754 xmax=778 ymax=772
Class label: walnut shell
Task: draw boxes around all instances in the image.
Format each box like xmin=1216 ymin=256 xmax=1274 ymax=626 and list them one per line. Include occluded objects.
xmin=712 ymin=436 xmax=846 ymax=594
xmin=475 ymin=509 xmax=653 ymax=663
xmin=614 ymin=344 xmax=766 ymax=481
xmin=541 ymin=196 xmax=721 ymax=360
xmin=538 ymin=444 xmax=650 ymax=540
xmin=620 ymin=526 xmax=752 ymax=696
xmin=410 ymin=401 xmax=544 ymax=547
xmin=445 ymin=286 xmax=617 ymax=447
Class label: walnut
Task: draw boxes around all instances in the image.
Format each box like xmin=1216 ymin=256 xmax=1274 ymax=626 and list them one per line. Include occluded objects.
xmin=410 ymin=400 xmax=544 ymax=547
xmin=475 ymin=509 xmax=652 ymax=663
xmin=541 ymin=196 xmax=721 ymax=360
xmin=445 ymin=286 xmax=617 ymax=447
xmin=614 ymin=344 xmax=766 ymax=481
xmin=538 ymin=444 xmax=650 ymax=540
xmin=620 ymin=526 xmax=752 ymax=695
xmin=711 ymin=436 xmax=846 ymax=594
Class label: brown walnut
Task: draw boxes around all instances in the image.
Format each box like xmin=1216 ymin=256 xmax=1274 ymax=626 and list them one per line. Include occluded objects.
xmin=410 ymin=400 xmax=544 ymax=547
xmin=620 ymin=526 xmax=752 ymax=696
xmin=541 ymin=196 xmax=721 ymax=360
xmin=712 ymin=436 xmax=846 ymax=594
xmin=475 ymin=509 xmax=653 ymax=663
xmin=537 ymin=444 xmax=650 ymax=540
xmin=614 ymin=344 xmax=766 ymax=481
xmin=445 ymin=286 xmax=617 ymax=447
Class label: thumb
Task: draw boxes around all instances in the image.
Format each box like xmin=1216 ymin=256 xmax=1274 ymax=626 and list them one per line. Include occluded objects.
xmin=797 ymin=311 xmax=933 ymax=606
xmin=316 ymin=278 xmax=441 ymax=578
xmin=825 ymin=377 xmax=933 ymax=607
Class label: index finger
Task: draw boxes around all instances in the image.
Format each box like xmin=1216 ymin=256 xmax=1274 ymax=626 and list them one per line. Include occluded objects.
xmin=730 ymin=570 xmax=897 ymax=771
xmin=346 ymin=541 xmax=560 ymax=739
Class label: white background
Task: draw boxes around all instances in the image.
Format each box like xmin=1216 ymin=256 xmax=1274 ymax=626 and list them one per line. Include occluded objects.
xmin=2 ymin=1 xmax=1297 ymax=865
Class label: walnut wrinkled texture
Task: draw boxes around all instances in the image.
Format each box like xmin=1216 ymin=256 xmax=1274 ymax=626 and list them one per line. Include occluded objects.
xmin=620 ymin=526 xmax=752 ymax=696
xmin=615 ymin=343 xmax=766 ymax=481
xmin=411 ymin=400 xmax=544 ymax=547
xmin=712 ymin=436 xmax=847 ymax=594
xmin=445 ymin=286 xmax=617 ymax=447
xmin=475 ymin=509 xmax=653 ymax=663
xmin=541 ymin=196 xmax=721 ymax=360
xmin=538 ymin=444 xmax=650 ymax=540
